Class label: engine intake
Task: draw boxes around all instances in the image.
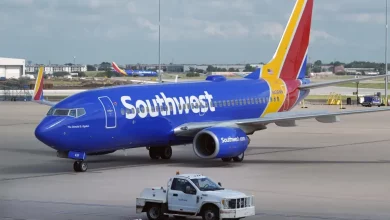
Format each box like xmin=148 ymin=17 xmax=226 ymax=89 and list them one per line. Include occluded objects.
xmin=193 ymin=127 xmax=249 ymax=159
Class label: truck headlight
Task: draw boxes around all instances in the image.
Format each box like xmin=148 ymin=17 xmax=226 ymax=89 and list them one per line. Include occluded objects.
xmin=221 ymin=199 xmax=230 ymax=209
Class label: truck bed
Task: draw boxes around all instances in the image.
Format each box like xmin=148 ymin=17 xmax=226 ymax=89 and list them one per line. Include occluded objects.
xmin=136 ymin=187 xmax=167 ymax=213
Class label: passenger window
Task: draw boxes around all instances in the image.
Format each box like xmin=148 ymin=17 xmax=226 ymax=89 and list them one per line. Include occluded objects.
xmin=274 ymin=97 xmax=276 ymax=102
xmin=243 ymin=99 xmax=247 ymax=105
xmin=235 ymin=100 xmax=239 ymax=105
xmin=227 ymin=100 xmax=230 ymax=106
xmin=231 ymin=100 xmax=235 ymax=106
xmin=223 ymin=100 xmax=226 ymax=106
xmin=255 ymin=98 xmax=259 ymax=104
xmin=251 ymin=98 xmax=254 ymax=104
xmin=277 ymin=97 xmax=280 ymax=102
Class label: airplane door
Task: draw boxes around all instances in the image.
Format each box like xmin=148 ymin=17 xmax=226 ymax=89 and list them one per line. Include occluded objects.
xmin=98 ymin=96 xmax=117 ymax=129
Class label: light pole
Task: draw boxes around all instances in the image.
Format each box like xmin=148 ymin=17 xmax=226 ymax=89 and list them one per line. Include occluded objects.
xmin=386 ymin=0 xmax=388 ymax=105
xmin=158 ymin=0 xmax=162 ymax=83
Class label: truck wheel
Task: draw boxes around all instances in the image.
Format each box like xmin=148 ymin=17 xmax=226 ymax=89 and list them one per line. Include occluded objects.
xmin=202 ymin=206 xmax=219 ymax=220
xmin=146 ymin=204 xmax=163 ymax=220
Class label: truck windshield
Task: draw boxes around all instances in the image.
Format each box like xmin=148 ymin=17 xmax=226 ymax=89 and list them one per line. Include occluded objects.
xmin=191 ymin=177 xmax=222 ymax=191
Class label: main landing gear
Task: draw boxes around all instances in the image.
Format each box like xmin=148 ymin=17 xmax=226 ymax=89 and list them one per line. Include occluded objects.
xmin=73 ymin=160 xmax=88 ymax=172
xmin=221 ymin=152 xmax=245 ymax=162
xmin=148 ymin=146 xmax=172 ymax=160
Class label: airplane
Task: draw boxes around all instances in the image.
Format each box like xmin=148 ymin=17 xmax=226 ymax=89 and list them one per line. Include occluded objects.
xmin=111 ymin=61 xmax=178 ymax=84
xmin=112 ymin=61 xmax=158 ymax=77
xmin=32 ymin=0 xmax=390 ymax=173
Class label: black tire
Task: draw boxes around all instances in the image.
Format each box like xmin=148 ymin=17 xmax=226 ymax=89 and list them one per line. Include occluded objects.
xmin=160 ymin=146 xmax=172 ymax=159
xmin=233 ymin=152 xmax=244 ymax=162
xmin=149 ymin=148 xmax=160 ymax=159
xmin=221 ymin=157 xmax=232 ymax=162
xmin=73 ymin=161 xmax=80 ymax=172
xmin=202 ymin=205 xmax=219 ymax=220
xmin=79 ymin=161 xmax=88 ymax=172
xmin=73 ymin=161 xmax=88 ymax=172
xmin=146 ymin=203 xmax=163 ymax=220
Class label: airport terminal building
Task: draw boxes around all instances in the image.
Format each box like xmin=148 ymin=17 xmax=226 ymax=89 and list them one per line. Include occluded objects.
xmin=0 ymin=57 xmax=25 ymax=79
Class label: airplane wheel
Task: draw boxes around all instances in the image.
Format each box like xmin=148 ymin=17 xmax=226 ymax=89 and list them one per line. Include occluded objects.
xmin=233 ymin=152 xmax=244 ymax=162
xmin=149 ymin=148 xmax=160 ymax=159
xmin=73 ymin=161 xmax=88 ymax=172
xmin=160 ymin=146 xmax=172 ymax=159
xmin=221 ymin=157 xmax=232 ymax=162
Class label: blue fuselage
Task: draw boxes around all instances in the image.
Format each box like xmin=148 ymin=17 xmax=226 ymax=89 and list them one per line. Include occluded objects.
xmin=125 ymin=70 xmax=158 ymax=77
xmin=34 ymin=77 xmax=310 ymax=154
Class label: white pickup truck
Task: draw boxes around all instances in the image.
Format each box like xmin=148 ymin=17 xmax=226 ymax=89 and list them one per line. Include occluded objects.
xmin=136 ymin=172 xmax=255 ymax=220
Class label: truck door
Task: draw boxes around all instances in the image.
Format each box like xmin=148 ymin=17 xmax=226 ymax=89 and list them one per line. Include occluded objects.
xmin=168 ymin=178 xmax=198 ymax=213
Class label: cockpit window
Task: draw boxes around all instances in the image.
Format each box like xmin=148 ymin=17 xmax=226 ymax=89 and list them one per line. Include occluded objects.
xmin=76 ymin=108 xmax=86 ymax=117
xmin=69 ymin=109 xmax=76 ymax=117
xmin=47 ymin=108 xmax=86 ymax=118
xmin=53 ymin=109 xmax=70 ymax=116
xmin=46 ymin=108 xmax=55 ymax=116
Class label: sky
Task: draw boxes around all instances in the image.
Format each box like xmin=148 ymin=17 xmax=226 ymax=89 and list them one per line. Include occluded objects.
xmin=0 ymin=0 xmax=389 ymax=65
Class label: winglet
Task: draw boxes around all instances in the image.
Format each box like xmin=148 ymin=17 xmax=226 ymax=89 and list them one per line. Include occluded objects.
xmin=111 ymin=62 xmax=128 ymax=76
xmin=33 ymin=66 xmax=44 ymax=101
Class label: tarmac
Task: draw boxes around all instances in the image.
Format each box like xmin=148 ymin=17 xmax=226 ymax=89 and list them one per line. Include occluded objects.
xmin=1 ymin=102 xmax=390 ymax=220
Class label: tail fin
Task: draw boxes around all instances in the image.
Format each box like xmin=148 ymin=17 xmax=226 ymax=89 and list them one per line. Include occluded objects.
xmin=246 ymin=0 xmax=313 ymax=80
xmin=111 ymin=62 xmax=128 ymax=76
xmin=31 ymin=66 xmax=57 ymax=106
xmin=33 ymin=66 xmax=44 ymax=101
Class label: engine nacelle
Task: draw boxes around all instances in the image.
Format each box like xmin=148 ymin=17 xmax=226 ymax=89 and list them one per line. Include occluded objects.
xmin=193 ymin=127 xmax=249 ymax=159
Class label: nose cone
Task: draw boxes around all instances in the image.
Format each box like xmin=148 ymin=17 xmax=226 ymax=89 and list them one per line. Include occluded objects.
xmin=35 ymin=117 xmax=65 ymax=148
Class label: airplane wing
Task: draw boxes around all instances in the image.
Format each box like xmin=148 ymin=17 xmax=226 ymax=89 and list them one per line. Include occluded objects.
xmin=173 ymin=107 xmax=390 ymax=137
xmin=299 ymin=74 xmax=390 ymax=90
xmin=32 ymin=66 xmax=58 ymax=107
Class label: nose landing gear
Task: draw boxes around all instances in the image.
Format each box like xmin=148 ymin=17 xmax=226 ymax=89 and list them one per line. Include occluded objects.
xmin=73 ymin=160 xmax=88 ymax=172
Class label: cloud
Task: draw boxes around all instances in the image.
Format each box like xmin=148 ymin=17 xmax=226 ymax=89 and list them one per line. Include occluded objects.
xmin=310 ymin=30 xmax=344 ymax=45
xmin=341 ymin=13 xmax=385 ymax=24
xmin=0 ymin=0 xmax=388 ymax=64
xmin=254 ymin=22 xmax=284 ymax=40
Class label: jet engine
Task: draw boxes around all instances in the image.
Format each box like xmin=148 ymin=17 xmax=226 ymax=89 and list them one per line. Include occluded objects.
xmin=193 ymin=127 xmax=249 ymax=159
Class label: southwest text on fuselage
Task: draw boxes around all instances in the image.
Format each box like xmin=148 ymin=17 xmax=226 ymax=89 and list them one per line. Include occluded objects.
xmin=121 ymin=91 xmax=215 ymax=119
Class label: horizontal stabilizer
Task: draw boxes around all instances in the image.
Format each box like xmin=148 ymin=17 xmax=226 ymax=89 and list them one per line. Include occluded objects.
xmin=300 ymin=74 xmax=390 ymax=90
